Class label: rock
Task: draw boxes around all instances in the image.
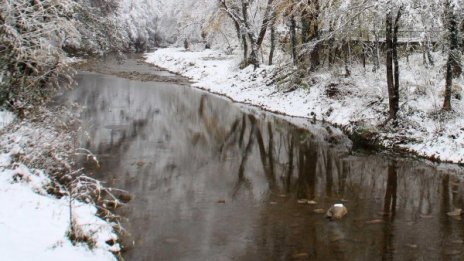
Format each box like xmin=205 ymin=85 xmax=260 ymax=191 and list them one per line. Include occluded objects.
xmin=164 ymin=238 xmax=179 ymax=244
xmin=105 ymin=239 xmax=117 ymax=246
xmin=297 ymin=199 xmax=308 ymax=204
xmin=447 ymin=208 xmax=462 ymax=217
xmin=313 ymin=209 xmax=325 ymax=214
xmin=291 ymin=253 xmax=309 ymax=259
xmin=445 ymin=250 xmax=461 ymax=256
xmin=118 ymin=193 xmax=133 ymax=203
xmin=307 ymin=200 xmax=318 ymax=205
xmin=365 ymin=219 xmax=384 ymax=225
xmin=136 ymin=161 xmax=145 ymax=167
xmin=111 ymin=190 xmax=133 ymax=203
xmin=326 ymin=203 xmax=348 ymax=220
xmin=217 ymin=199 xmax=226 ymax=204
xmin=419 ymin=214 xmax=434 ymax=219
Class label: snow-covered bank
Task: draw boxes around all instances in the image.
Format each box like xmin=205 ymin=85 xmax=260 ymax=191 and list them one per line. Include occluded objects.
xmin=146 ymin=48 xmax=464 ymax=164
xmin=0 ymin=110 xmax=14 ymax=130
xmin=0 ymin=109 xmax=118 ymax=261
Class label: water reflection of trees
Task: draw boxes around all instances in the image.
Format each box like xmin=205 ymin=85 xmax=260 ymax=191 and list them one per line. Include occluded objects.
xmin=70 ymin=75 xmax=464 ymax=261
xmin=209 ymin=103 xmax=464 ymax=260
xmin=215 ymin=109 xmax=351 ymax=202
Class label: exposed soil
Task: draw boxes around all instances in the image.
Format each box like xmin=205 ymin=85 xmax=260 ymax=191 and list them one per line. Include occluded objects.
xmin=73 ymin=54 xmax=191 ymax=85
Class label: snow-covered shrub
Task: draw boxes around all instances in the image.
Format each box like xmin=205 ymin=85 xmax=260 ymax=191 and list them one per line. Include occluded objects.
xmin=0 ymin=0 xmax=78 ymax=111
xmin=0 ymin=0 xmax=128 ymax=112
xmin=68 ymin=0 xmax=129 ymax=55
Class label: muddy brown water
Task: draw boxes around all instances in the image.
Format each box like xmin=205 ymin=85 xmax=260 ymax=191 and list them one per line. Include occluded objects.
xmin=64 ymin=57 xmax=464 ymax=261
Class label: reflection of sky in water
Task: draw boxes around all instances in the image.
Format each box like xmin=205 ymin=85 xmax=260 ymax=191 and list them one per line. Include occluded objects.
xmin=65 ymin=71 xmax=464 ymax=261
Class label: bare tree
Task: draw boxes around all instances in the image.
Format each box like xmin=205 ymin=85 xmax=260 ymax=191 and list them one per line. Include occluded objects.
xmin=385 ymin=5 xmax=403 ymax=121
xmin=443 ymin=0 xmax=462 ymax=111
xmin=301 ymin=0 xmax=321 ymax=71
xmin=218 ymin=0 xmax=276 ymax=68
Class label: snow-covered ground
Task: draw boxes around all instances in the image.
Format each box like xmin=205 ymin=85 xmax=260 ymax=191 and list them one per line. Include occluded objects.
xmin=146 ymin=48 xmax=464 ymax=164
xmin=0 ymin=110 xmax=14 ymax=129
xmin=0 ymin=110 xmax=118 ymax=261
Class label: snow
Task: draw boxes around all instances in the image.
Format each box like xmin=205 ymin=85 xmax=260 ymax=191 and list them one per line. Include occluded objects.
xmin=0 ymin=162 xmax=117 ymax=261
xmin=145 ymin=48 xmax=464 ymax=164
xmin=0 ymin=110 xmax=14 ymax=130
xmin=0 ymin=109 xmax=118 ymax=261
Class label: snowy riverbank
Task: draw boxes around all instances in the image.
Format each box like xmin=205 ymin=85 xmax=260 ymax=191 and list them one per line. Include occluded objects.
xmin=0 ymin=109 xmax=119 ymax=261
xmin=146 ymin=48 xmax=464 ymax=164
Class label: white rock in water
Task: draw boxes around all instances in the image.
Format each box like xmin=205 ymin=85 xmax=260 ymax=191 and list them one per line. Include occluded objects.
xmin=326 ymin=203 xmax=348 ymax=220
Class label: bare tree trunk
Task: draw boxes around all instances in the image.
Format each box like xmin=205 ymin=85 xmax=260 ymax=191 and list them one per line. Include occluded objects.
xmin=219 ymin=1 xmax=247 ymax=60
xmin=301 ymin=7 xmax=310 ymax=65
xmin=443 ymin=0 xmax=460 ymax=111
xmin=393 ymin=8 xmax=402 ymax=115
xmin=269 ymin=11 xmax=276 ymax=65
xmin=361 ymin=42 xmax=366 ymax=70
xmin=344 ymin=41 xmax=351 ymax=77
xmin=373 ymin=23 xmax=380 ymax=72
xmin=444 ymin=61 xmax=453 ymax=111
xmin=310 ymin=40 xmax=320 ymax=72
xmin=301 ymin=0 xmax=320 ymax=71
xmin=241 ymin=0 xmax=252 ymax=64
xmin=242 ymin=0 xmax=275 ymax=68
xmin=328 ymin=22 xmax=335 ymax=68
xmin=461 ymin=21 xmax=464 ymax=53
xmin=311 ymin=0 xmax=321 ymax=71
xmin=290 ymin=14 xmax=298 ymax=66
xmin=256 ymin=0 xmax=275 ymax=47
xmin=385 ymin=7 xmax=402 ymax=120
xmin=386 ymin=12 xmax=395 ymax=119
xmin=422 ymin=40 xmax=428 ymax=66
xmin=427 ymin=45 xmax=435 ymax=66
xmin=242 ymin=35 xmax=248 ymax=60
xmin=359 ymin=16 xmax=366 ymax=69
xmin=424 ymin=33 xmax=435 ymax=66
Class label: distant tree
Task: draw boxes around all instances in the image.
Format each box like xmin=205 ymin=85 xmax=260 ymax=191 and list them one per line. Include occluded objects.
xmin=71 ymin=1 xmax=128 ymax=55
xmin=118 ymin=0 xmax=161 ymax=51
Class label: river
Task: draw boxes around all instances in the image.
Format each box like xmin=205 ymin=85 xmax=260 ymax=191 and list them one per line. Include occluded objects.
xmin=63 ymin=56 xmax=464 ymax=261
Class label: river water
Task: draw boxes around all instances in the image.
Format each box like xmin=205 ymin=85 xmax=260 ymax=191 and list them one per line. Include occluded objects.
xmin=65 ymin=57 xmax=464 ymax=261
